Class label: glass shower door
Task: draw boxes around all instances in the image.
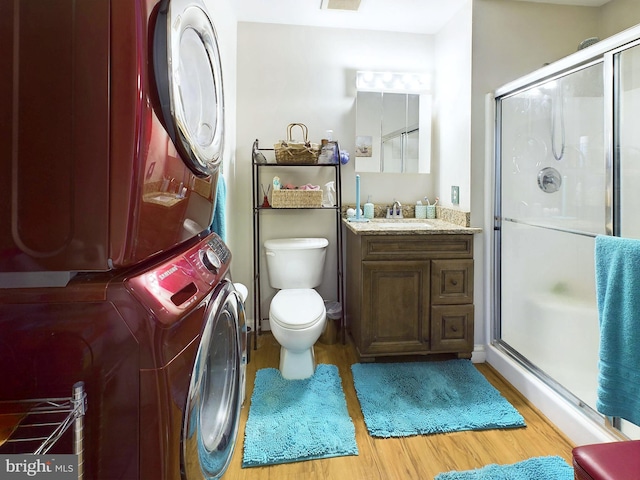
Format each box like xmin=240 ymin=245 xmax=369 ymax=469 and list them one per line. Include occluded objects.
xmin=613 ymin=39 xmax=640 ymax=437
xmin=497 ymin=61 xmax=606 ymax=411
xmin=618 ymin=42 xmax=640 ymax=239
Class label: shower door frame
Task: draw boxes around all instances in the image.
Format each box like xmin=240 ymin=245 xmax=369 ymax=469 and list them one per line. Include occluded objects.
xmin=491 ymin=25 xmax=640 ymax=437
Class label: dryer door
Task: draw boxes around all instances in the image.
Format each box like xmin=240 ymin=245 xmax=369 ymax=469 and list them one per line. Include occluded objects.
xmin=153 ymin=0 xmax=224 ymax=177
xmin=182 ymin=281 xmax=243 ymax=479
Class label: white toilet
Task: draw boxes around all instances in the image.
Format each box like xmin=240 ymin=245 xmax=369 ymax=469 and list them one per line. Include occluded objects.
xmin=264 ymin=237 xmax=328 ymax=379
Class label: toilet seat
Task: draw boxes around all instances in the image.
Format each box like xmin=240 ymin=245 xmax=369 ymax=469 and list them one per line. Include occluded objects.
xmin=270 ymin=289 xmax=325 ymax=330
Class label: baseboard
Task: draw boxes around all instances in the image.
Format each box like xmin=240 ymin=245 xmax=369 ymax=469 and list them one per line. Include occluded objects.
xmin=471 ymin=344 xmax=486 ymax=363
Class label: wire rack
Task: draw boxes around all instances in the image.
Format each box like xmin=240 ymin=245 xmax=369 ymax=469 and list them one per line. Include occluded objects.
xmin=0 ymin=382 xmax=86 ymax=480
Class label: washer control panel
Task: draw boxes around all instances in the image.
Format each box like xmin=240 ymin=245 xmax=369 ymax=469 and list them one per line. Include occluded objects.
xmin=127 ymin=233 xmax=232 ymax=324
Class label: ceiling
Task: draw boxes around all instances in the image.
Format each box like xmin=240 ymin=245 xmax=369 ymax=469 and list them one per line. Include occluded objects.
xmin=233 ymin=0 xmax=611 ymax=35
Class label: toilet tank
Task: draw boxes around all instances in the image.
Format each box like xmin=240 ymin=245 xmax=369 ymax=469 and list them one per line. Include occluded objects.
xmin=264 ymin=238 xmax=329 ymax=289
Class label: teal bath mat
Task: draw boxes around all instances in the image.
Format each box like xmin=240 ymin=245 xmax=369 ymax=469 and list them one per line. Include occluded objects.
xmin=351 ymin=359 xmax=526 ymax=437
xmin=434 ymin=455 xmax=573 ymax=479
xmin=242 ymin=364 xmax=358 ymax=467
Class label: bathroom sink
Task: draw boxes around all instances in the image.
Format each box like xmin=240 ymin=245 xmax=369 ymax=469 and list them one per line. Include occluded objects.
xmin=379 ymin=222 xmax=434 ymax=229
xmin=143 ymin=192 xmax=184 ymax=207
xmin=366 ymin=219 xmax=435 ymax=230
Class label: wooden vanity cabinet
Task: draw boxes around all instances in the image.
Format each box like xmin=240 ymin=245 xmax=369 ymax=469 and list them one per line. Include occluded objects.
xmin=345 ymin=232 xmax=474 ymax=360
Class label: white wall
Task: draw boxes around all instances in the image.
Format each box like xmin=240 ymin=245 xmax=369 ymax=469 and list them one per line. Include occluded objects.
xmin=435 ymin=2 xmax=473 ymax=212
xmin=601 ymin=0 xmax=640 ymax=38
xmin=234 ymin=23 xmax=439 ymax=322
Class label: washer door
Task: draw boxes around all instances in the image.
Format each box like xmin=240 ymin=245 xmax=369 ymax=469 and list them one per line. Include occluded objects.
xmin=153 ymin=0 xmax=224 ymax=177
xmin=182 ymin=281 xmax=242 ymax=480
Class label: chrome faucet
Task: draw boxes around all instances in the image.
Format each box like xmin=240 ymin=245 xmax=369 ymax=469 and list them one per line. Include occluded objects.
xmin=387 ymin=200 xmax=403 ymax=218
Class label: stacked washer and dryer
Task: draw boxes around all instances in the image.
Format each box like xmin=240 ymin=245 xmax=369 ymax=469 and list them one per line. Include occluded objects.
xmin=0 ymin=1 xmax=246 ymax=479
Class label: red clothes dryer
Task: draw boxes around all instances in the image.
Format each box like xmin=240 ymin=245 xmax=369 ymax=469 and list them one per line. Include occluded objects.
xmin=0 ymin=233 xmax=247 ymax=480
xmin=0 ymin=0 xmax=225 ymax=281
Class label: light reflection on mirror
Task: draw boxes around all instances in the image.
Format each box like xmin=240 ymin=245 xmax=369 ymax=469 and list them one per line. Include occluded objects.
xmin=355 ymin=72 xmax=431 ymax=174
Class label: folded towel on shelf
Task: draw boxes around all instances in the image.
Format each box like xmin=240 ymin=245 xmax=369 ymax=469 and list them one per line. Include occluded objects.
xmin=298 ymin=184 xmax=320 ymax=191
xmin=595 ymin=234 xmax=640 ymax=426
xmin=281 ymin=183 xmax=320 ymax=190
xmin=210 ymin=174 xmax=227 ymax=242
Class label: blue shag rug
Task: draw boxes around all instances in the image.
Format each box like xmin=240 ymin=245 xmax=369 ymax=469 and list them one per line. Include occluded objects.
xmin=242 ymin=364 xmax=358 ymax=467
xmin=434 ymin=455 xmax=574 ymax=479
xmin=351 ymin=359 xmax=526 ymax=437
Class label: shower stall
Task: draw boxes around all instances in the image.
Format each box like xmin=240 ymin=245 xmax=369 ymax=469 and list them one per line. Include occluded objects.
xmin=492 ymin=25 xmax=640 ymax=440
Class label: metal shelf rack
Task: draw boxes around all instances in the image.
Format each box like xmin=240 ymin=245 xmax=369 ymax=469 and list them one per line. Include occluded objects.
xmin=0 ymin=382 xmax=87 ymax=480
xmin=251 ymin=139 xmax=345 ymax=351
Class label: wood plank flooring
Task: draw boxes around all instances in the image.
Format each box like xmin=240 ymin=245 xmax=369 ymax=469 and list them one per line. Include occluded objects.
xmin=224 ymin=332 xmax=575 ymax=479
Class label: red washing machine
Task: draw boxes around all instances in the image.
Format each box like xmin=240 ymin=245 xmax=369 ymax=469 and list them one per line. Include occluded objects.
xmin=0 ymin=0 xmax=225 ymax=281
xmin=0 ymin=233 xmax=247 ymax=480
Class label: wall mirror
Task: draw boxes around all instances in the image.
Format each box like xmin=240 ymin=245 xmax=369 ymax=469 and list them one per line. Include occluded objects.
xmin=355 ymin=72 xmax=431 ymax=174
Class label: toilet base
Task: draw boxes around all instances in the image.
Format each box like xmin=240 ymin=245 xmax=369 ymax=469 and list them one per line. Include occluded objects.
xmin=279 ymin=346 xmax=316 ymax=379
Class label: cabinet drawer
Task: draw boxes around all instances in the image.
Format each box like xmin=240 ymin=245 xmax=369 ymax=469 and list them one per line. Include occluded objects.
xmin=431 ymin=259 xmax=473 ymax=305
xmin=363 ymin=235 xmax=472 ymax=260
xmin=431 ymin=304 xmax=474 ymax=353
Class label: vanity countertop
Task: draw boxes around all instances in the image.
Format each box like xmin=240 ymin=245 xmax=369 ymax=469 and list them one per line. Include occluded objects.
xmin=342 ymin=217 xmax=482 ymax=235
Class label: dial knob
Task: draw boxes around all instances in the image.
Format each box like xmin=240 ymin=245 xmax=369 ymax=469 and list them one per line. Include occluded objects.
xmin=202 ymin=248 xmax=221 ymax=273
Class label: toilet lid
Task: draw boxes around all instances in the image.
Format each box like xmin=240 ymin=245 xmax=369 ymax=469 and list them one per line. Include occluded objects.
xmin=271 ymin=289 xmax=325 ymax=330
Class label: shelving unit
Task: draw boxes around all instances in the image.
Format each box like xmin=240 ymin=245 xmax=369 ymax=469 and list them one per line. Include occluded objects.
xmin=251 ymin=140 xmax=344 ymax=350
xmin=0 ymin=382 xmax=87 ymax=479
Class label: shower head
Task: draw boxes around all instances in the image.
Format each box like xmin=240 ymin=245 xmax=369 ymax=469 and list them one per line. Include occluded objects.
xmin=578 ymin=37 xmax=600 ymax=51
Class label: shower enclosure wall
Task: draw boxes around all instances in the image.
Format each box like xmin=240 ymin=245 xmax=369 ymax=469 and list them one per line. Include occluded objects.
xmin=493 ymin=25 xmax=640 ymax=440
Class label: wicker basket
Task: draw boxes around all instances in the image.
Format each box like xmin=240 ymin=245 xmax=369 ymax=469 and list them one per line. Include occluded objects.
xmin=274 ymin=123 xmax=320 ymax=164
xmin=271 ymin=189 xmax=323 ymax=208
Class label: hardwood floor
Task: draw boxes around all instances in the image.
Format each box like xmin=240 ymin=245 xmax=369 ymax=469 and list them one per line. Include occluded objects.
xmin=224 ymin=332 xmax=575 ymax=479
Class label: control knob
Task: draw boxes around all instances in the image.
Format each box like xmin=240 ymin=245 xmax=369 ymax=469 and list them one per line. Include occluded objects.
xmin=201 ymin=248 xmax=221 ymax=273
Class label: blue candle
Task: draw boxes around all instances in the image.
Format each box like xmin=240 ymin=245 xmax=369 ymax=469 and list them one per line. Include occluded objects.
xmin=355 ymin=175 xmax=361 ymax=219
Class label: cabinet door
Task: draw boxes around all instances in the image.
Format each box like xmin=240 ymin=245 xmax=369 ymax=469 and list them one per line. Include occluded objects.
xmin=361 ymin=260 xmax=430 ymax=355
xmin=431 ymin=304 xmax=474 ymax=353
xmin=431 ymin=259 xmax=473 ymax=305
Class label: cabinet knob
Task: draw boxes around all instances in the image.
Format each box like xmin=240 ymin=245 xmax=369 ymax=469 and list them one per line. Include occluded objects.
xmin=451 ymin=279 xmax=458 ymax=286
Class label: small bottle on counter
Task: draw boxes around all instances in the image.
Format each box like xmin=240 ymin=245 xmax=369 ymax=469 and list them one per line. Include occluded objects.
xmin=364 ymin=195 xmax=374 ymax=219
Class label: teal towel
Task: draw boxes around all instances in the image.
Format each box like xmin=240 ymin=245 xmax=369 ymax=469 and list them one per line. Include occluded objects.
xmin=595 ymin=234 xmax=640 ymax=425
xmin=210 ymin=174 xmax=226 ymax=242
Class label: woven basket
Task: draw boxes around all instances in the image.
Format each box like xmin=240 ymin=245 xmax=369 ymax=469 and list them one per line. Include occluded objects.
xmin=271 ymin=189 xmax=323 ymax=208
xmin=274 ymin=123 xmax=320 ymax=164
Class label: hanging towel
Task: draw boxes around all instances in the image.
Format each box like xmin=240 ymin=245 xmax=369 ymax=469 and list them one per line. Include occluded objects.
xmin=210 ymin=174 xmax=227 ymax=243
xmin=595 ymin=234 xmax=640 ymax=426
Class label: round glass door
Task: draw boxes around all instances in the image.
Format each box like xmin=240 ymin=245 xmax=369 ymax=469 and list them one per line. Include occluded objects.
xmin=182 ymin=282 xmax=241 ymax=479
xmin=154 ymin=0 xmax=224 ymax=177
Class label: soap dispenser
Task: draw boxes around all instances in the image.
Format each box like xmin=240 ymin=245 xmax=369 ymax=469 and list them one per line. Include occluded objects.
xmin=364 ymin=195 xmax=374 ymax=219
